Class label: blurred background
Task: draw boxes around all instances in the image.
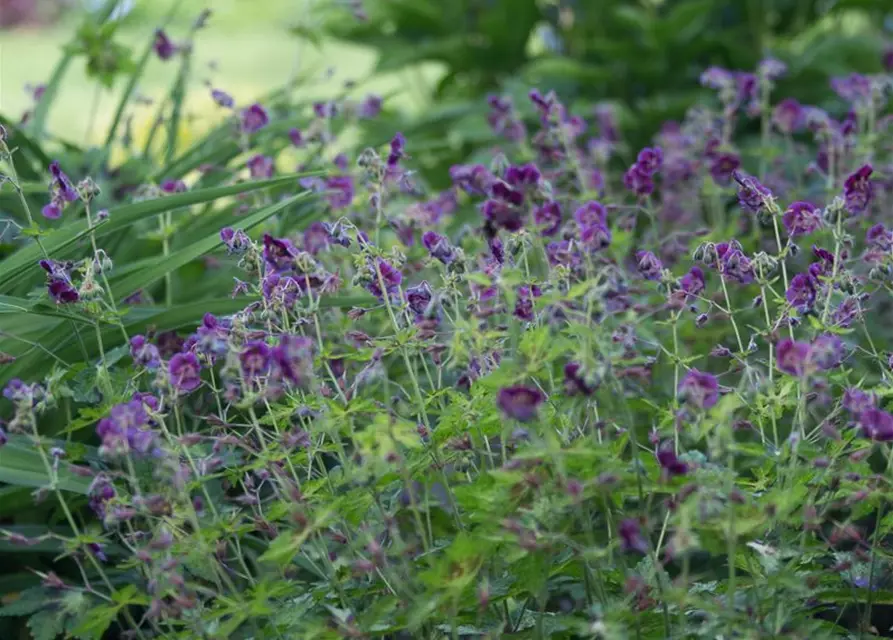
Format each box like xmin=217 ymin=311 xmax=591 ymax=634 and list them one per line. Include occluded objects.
xmin=2 ymin=0 xmax=893 ymax=185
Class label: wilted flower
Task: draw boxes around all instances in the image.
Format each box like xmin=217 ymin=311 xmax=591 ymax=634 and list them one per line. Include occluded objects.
xmin=843 ymin=164 xmax=873 ymax=214
xmin=678 ymin=369 xmax=719 ymax=409
xmin=635 ymin=251 xmax=663 ymax=281
xmin=497 ymin=385 xmax=545 ymax=422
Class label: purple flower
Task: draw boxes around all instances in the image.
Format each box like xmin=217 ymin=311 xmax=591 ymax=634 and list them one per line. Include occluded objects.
xmin=776 ymin=338 xmax=810 ymax=377
xmin=866 ymin=223 xmax=893 ymax=250
xmin=153 ymin=29 xmax=177 ymax=60
xmin=168 ymin=352 xmax=202 ymax=393
xmin=43 ymin=160 xmax=78 ymax=219
xmin=733 ymin=170 xmax=771 ymax=213
xmin=130 ymin=335 xmax=160 ymax=370
xmin=710 ymin=153 xmax=741 ymax=186
xmin=619 ymin=519 xmax=648 ymax=554
xmin=635 ymin=251 xmax=663 ymax=281
xmin=858 ymin=408 xmax=893 ymax=442
xmin=657 ymin=444 xmax=688 ymax=478
xmin=679 ymin=267 xmax=705 ymax=298
xmin=786 ymin=273 xmax=816 ymax=313
xmin=271 ymin=335 xmax=313 ymax=387
xmin=161 ymin=179 xmax=187 ymax=193
xmin=719 ymin=248 xmax=754 ymax=284
xmin=623 ymin=165 xmax=654 ymax=197
xmin=843 ymin=164 xmax=874 ymax=214
xmin=262 ymin=234 xmax=297 ymax=272
xmin=240 ymin=341 xmax=272 ymax=381
xmin=808 ymin=334 xmax=845 ymax=371
xmin=405 ymin=281 xmax=433 ymax=319
xmin=366 ymin=258 xmax=402 ymax=300
xmin=387 ymin=132 xmax=406 ymax=169
xmin=831 ymin=73 xmax=872 ymax=105
xmin=843 ymin=388 xmax=876 ymax=414
xmin=533 ymin=201 xmax=562 ymax=236
xmin=482 ymin=199 xmax=523 ymax=232
xmin=782 ymin=201 xmax=822 ymax=236
xmin=758 ymin=57 xmax=787 ymax=81
xmin=513 ymin=285 xmax=539 ymax=322
xmin=47 ymin=277 xmax=79 ymax=304
xmin=422 ymin=230 xmax=455 ymax=265
xmin=211 ymin=89 xmax=234 ymax=108
xmin=504 ymin=163 xmax=541 ymax=188
xmin=357 ymin=94 xmax=383 ymax=119
xmin=303 ymin=222 xmax=330 ymax=255
xmin=247 ymin=154 xmax=274 ymax=179
xmin=323 ymin=175 xmax=354 ymax=210
xmin=678 ymin=369 xmax=719 ymax=409
xmin=497 ymin=385 xmax=545 ymax=422
xmin=240 ymin=103 xmax=269 ymax=134
xmin=220 ymin=227 xmax=250 ymax=253
xmin=574 ymin=201 xmax=611 ymax=250
xmin=450 ymin=164 xmax=495 ymax=195
xmin=564 ymin=362 xmax=596 ymax=396
xmin=636 ymin=147 xmax=663 ymax=174
xmin=772 ymin=98 xmax=803 ymax=134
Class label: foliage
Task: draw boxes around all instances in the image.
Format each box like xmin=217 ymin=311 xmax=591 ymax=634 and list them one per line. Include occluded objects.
xmin=325 ymin=0 xmax=893 ymax=188
xmin=3 ymin=2 xmax=893 ymax=639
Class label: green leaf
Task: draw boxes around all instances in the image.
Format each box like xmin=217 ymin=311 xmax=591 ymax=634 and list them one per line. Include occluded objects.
xmin=0 ymin=438 xmax=92 ymax=494
xmin=27 ymin=609 xmax=65 ymax=640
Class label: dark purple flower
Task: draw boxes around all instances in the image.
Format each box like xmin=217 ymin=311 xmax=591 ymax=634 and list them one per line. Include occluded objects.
xmin=211 ymin=89 xmax=234 ymax=108
xmin=808 ymin=334 xmax=844 ymax=371
xmin=636 ymin=147 xmax=663 ymax=174
xmin=387 ymin=132 xmax=406 ymax=168
xmin=160 ymin=179 xmax=187 ymax=193
xmin=288 ymin=127 xmax=304 ymax=147
xmin=130 ymin=335 xmax=161 ymax=370
xmin=497 ymin=385 xmax=545 ymax=422
xmin=564 ymin=362 xmax=596 ymax=396
xmin=782 ymin=201 xmax=821 ymax=236
xmin=450 ymin=164 xmax=495 ymax=195
xmin=772 ymin=98 xmax=804 ymax=133
xmin=366 ymin=258 xmax=402 ymax=300
xmin=504 ymin=163 xmax=541 ymax=188
xmin=405 ymin=281 xmax=433 ymax=318
xmin=623 ymin=165 xmax=654 ymax=196
xmin=678 ymin=369 xmax=719 ymax=409
xmin=635 ymin=251 xmax=663 ymax=281
xmin=786 ymin=273 xmax=816 ymax=313
xmin=776 ymin=338 xmax=810 ymax=377
xmin=720 ymin=248 xmax=755 ymax=284
xmin=843 ymin=164 xmax=873 ymax=214
xmin=513 ymin=285 xmax=538 ymax=322
xmin=574 ymin=201 xmax=607 ymax=228
xmin=482 ymin=199 xmax=522 ymax=233
xmin=240 ymin=341 xmax=272 ymax=381
xmin=679 ymin=267 xmax=705 ymax=298
xmin=866 ymin=223 xmax=893 ymax=249
xmin=262 ymin=234 xmax=297 ymax=272
xmin=858 ymin=408 xmax=893 ymax=441
xmin=271 ymin=335 xmax=313 ymax=387
xmin=619 ymin=519 xmax=648 ymax=554
xmin=220 ymin=227 xmax=250 ymax=253
xmin=657 ymin=445 xmax=688 ymax=478
xmin=48 ymin=277 xmax=78 ymax=304
xmin=533 ymin=201 xmax=561 ymax=236
xmin=42 ymin=203 xmax=62 ymax=219
xmin=884 ymin=47 xmax=893 ymax=72
xmin=247 ymin=154 xmax=274 ymax=179
xmin=302 ymin=222 xmax=330 ymax=255
xmin=168 ymin=352 xmax=202 ymax=393
xmin=153 ymin=29 xmax=177 ymax=60
xmin=324 ymin=175 xmax=354 ymax=210
xmin=733 ymin=170 xmax=771 ymax=213
xmin=357 ymin=94 xmax=382 ymax=119
xmin=710 ymin=153 xmax=741 ymax=186
xmin=843 ymin=388 xmax=876 ymax=414
xmin=240 ymin=103 xmax=269 ymax=134
xmin=422 ymin=230 xmax=455 ymax=264
xmin=831 ymin=73 xmax=872 ymax=105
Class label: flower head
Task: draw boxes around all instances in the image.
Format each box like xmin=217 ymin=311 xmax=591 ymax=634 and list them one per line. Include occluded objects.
xmin=782 ymin=201 xmax=822 ymax=237
xmin=497 ymin=385 xmax=545 ymax=422
xmin=240 ymin=103 xmax=269 ymax=134
xmin=776 ymin=338 xmax=810 ymax=377
xmin=168 ymin=352 xmax=202 ymax=393
xmin=843 ymin=164 xmax=873 ymax=214
xmin=153 ymin=29 xmax=178 ymax=60
xmin=678 ymin=369 xmax=719 ymax=409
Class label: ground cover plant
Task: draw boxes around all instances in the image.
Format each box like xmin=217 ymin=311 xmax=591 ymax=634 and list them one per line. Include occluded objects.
xmin=5 ymin=3 xmax=893 ymax=639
